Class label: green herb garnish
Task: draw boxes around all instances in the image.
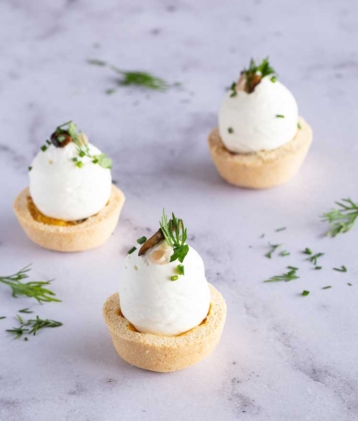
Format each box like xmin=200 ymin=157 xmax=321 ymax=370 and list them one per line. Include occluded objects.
xmin=7 ymin=315 xmax=62 ymax=339
xmin=56 ymin=121 xmax=112 ymax=169
xmin=315 ymin=266 xmax=322 ymax=270
xmin=41 ymin=145 xmax=47 ymax=152
xmin=242 ymin=58 xmax=276 ymax=93
xmin=270 ymin=76 xmax=277 ymax=83
xmin=229 ymin=82 xmax=237 ymax=97
xmin=171 ymin=276 xmax=178 ymax=281
xmin=137 ymin=236 xmax=147 ymax=245
xmin=276 ymin=114 xmax=285 ymax=118
xmin=287 ymin=266 xmax=298 ymax=271
xmin=18 ymin=308 xmax=33 ymax=314
xmin=276 ymin=227 xmax=286 ymax=232
xmin=297 ymin=122 xmax=302 ymax=130
xmin=228 ymin=127 xmax=234 ymax=134
xmin=322 ymin=198 xmax=358 ymax=237
xmin=303 ymin=248 xmax=312 ymax=255
xmin=0 ymin=265 xmax=60 ymax=304
xmin=265 ymin=243 xmax=281 ymax=259
xmin=348 ymin=283 xmax=352 ymax=286
xmin=87 ymin=59 xmax=170 ymax=92
xmin=160 ymin=210 xmax=189 ymax=264
xmin=280 ymin=251 xmax=290 ymax=257
xmin=264 ymin=267 xmax=299 ymax=283
xmin=306 ymin=253 xmax=324 ymax=266
xmin=333 ymin=266 xmax=347 ymax=273
xmin=128 ymin=247 xmax=137 ymax=254
xmin=0 ymin=316 xmax=6 ymax=320
xmin=301 ymin=290 xmax=310 ymax=296
xmin=177 ymin=265 xmax=185 ymax=275
xmin=28 ymin=166 xmax=32 ymax=171
xmin=322 ymin=286 xmax=332 ymax=290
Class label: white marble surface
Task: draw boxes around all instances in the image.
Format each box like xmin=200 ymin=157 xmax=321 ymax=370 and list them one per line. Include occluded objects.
xmin=1 ymin=0 xmax=358 ymax=420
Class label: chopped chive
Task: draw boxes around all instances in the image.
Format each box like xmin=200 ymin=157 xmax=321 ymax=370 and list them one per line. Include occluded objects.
xmin=276 ymin=227 xmax=286 ymax=232
xmin=171 ymin=275 xmax=179 ymax=281
xmin=322 ymin=286 xmax=332 ymax=290
xmin=46 ymin=139 xmax=51 ymax=145
xmin=24 ymin=337 xmax=28 ymax=341
xmin=0 ymin=316 xmax=6 ymax=320
xmin=307 ymin=253 xmax=324 ymax=266
xmin=41 ymin=145 xmax=47 ymax=152
xmin=260 ymin=233 xmax=265 ymax=239
xmin=72 ymin=157 xmax=78 ymax=162
xmin=303 ymin=248 xmax=312 ymax=255
xmin=228 ymin=127 xmax=234 ymax=134
xmin=76 ymin=161 xmax=83 ymax=168
xmin=276 ymin=114 xmax=285 ymax=118
xmin=315 ymin=266 xmax=322 ymax=270
xmin=301 ymin=290 xmax=310 ymax=296
xmin=297 ymin=122 xmax=302 ymax=130
xmin=128 ymin=246 xmax=137 ymax=254
xmin=333 ymin=266 xmax=347 ymax=273
xmin=177 ymin=265 xmax=185 ymax=275
xmin=229 ymin=82 xmax=237 ymax=98
xmin=280 ymin=251 xmax=290 ymax=257
xmin=137 ymin=236 xmax=147 ymax=245
xmin=106 ymin=89 xmax=116 ymax=95
xmin=348 ymin=283 xmax=352 ymax=286
xmin=79 ymin=151 xmax=85 ymax=157
xmin=28 ymin=166 xmax=32 ymax=171
xmin=270 ymin=76 xmax=277 ymax=83
xmin=287 ymin=266 xmax=298 ymax=271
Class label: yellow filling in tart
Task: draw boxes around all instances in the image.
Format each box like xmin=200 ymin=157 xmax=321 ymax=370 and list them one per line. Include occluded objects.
xmin=27 ymin=196 xmax=84 ymax=226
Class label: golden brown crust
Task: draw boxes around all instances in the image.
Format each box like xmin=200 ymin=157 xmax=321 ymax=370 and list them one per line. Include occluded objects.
xmin=103 ymin=284 xmax=226 ymax=372
xmin=13 ymin=184 xmax=125 ymax=252
xmin=208 ymin=117 xmax=313 ymax=189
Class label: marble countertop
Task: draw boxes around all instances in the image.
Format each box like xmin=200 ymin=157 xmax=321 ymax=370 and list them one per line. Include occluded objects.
xmin=1 ymin=0 xmax=358 ymax=420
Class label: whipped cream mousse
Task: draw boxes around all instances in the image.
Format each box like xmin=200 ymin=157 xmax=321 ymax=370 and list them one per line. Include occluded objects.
xmin=13 ymin=121 xmax=125 ymax=252
xmin=208 ymin=58 xmax=313 ymax=189
xmin=103 ymin=211 xmax=226 ymax=372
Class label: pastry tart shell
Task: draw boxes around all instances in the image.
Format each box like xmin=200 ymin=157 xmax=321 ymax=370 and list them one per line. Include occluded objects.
xmin=208 ymin=117 xmax=313 ymax=189
xmin=13 ymin=184 xmax=125 ymax=252
xmin=103 ymin=283 xmax=226 ymax=373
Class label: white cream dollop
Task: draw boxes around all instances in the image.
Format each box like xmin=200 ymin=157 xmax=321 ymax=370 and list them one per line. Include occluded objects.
xmin=29 ymin=141 xmax=111 ymax=221
xmin=118 ymin=241 xmax=211 ymax=336
xmin=218 ymin=76 xmax=298 ymax=153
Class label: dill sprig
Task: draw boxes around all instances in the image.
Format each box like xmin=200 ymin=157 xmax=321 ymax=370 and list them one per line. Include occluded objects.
xmin=0 ymin=265 xmax=61 ymax=304
xmin=264 ymin=266 xmax=299 ymax=283
xmin=56 ymin=121 xmax=112 ymax=169
xmin=322 ymin=198 xmax=358 ymax=237
xmin=242 ymin=58 xmax=276 ymax=93
xmin=87 ymin=59 xmax=170 ymax=92
xmin=6 ymin=315 xmax=62 ymax=339
xmin=159 ymin=210 xmax=189 ymax=263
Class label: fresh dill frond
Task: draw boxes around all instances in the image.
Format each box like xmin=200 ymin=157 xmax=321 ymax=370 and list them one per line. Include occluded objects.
xmin=159 ymin=210 xmax=189 ymax=264
xmin=87 ymin=59 xmax=171 ymax=92
xmin=322 ymin=198 xmax=358 ymax=237
xmin=0 ymin=265 xmax=61 ymax=304
xmin=6 ymin=315 xmax=62 ymax=339
xmin=242 ymin=57 xmax=276 ymax=93
xmin=56 ymin=121 xmax=112 ymax=169
xmin=264 ymin=267 xmax=299 ymax=283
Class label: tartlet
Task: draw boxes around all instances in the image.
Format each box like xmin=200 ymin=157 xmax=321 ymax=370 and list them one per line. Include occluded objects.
xmin=13 ymin=121 xmax=125 ymax=252
xmin=103 ymin=211 xmax=226 ymax=372
xmin=209 ymin=58 xmax=313 ymax=189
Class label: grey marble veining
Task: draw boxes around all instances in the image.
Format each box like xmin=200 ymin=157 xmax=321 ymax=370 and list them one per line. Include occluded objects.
xmin=1 ymin=0 xmax=358 ymax=420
